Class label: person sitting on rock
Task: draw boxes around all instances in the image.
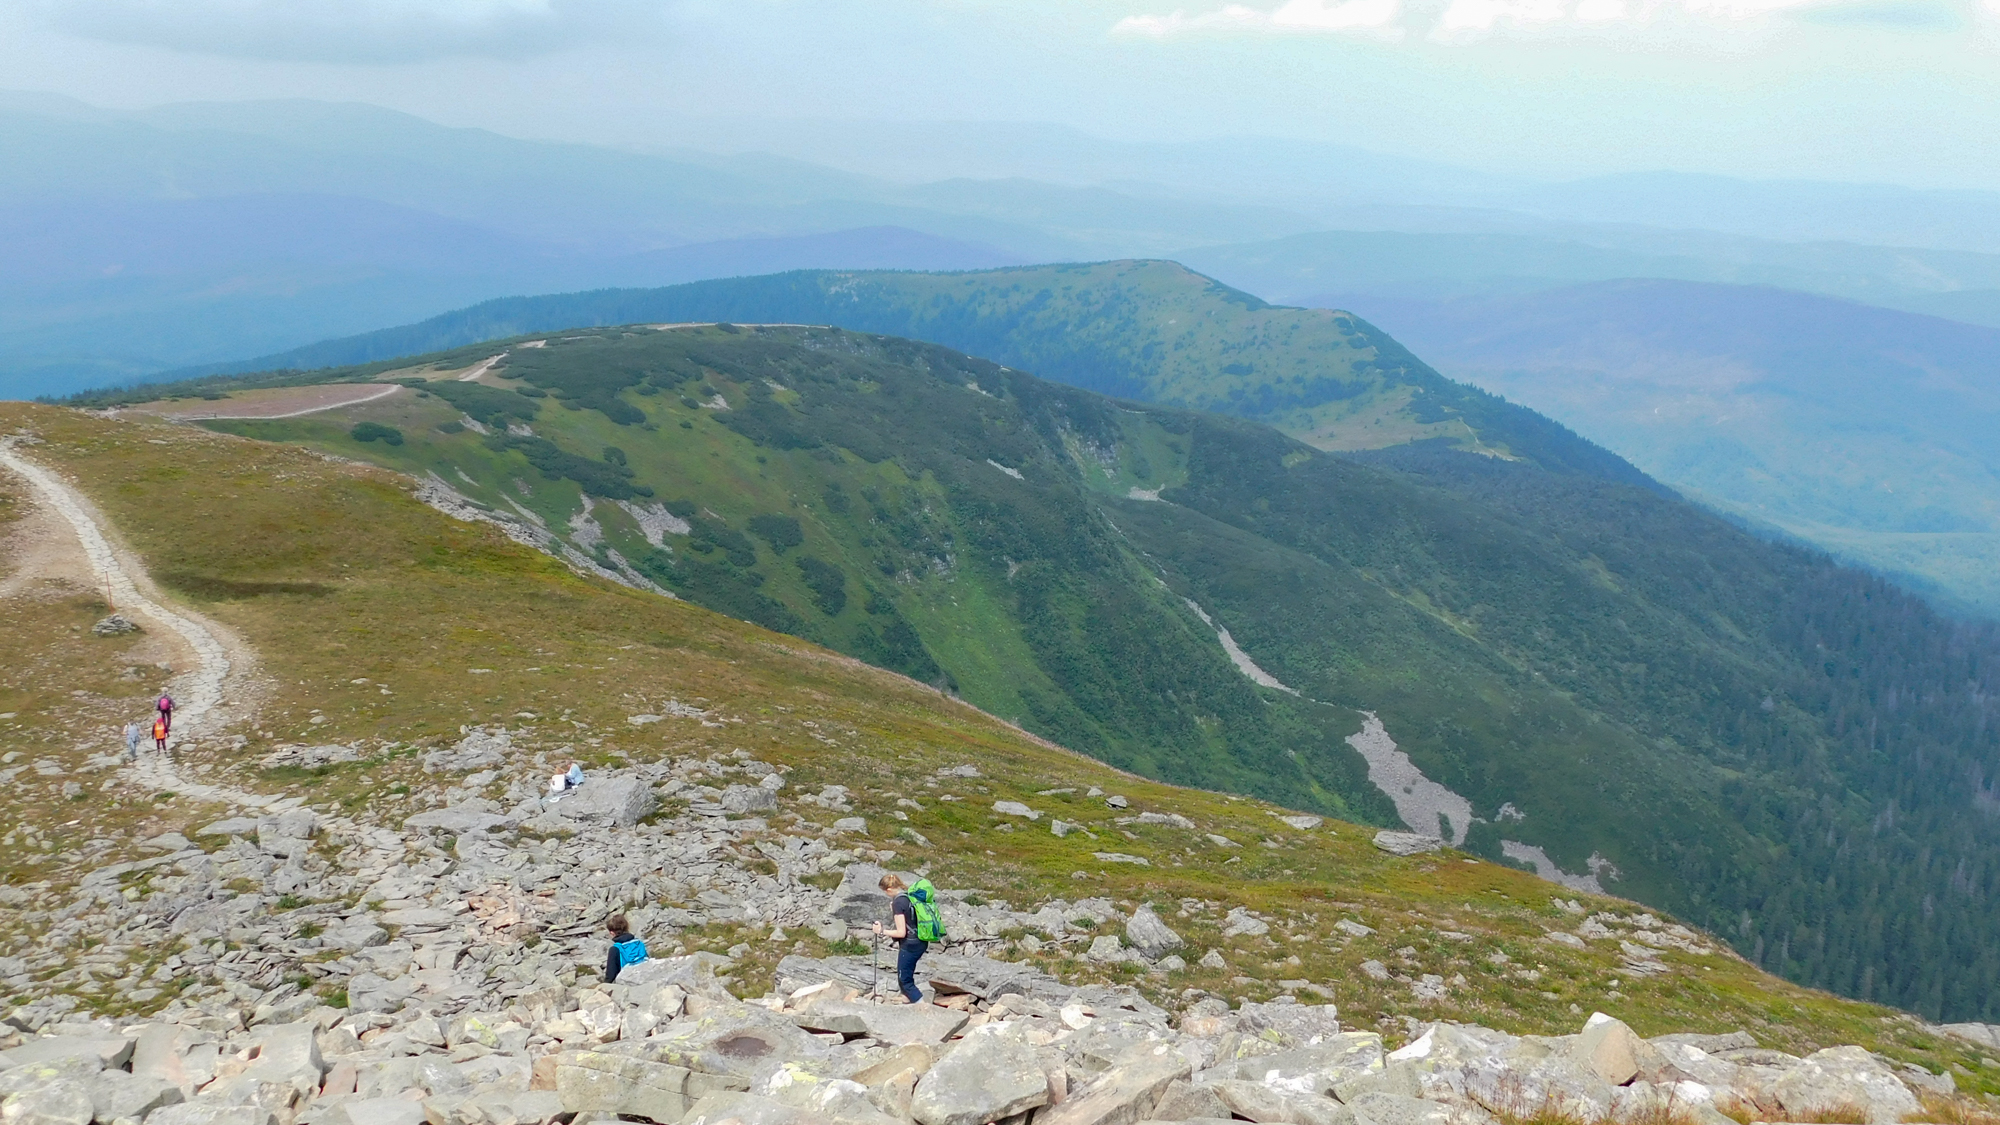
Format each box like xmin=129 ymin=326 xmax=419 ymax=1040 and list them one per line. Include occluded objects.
xmin=873 ymin=873 xmax=932 ymax=1005
xmin=603 ymin=913 xmax=647 ymax=983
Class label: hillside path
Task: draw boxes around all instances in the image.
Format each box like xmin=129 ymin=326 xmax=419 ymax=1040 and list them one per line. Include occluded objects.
xmin=0 ymin=438 xmax=311 ymax=816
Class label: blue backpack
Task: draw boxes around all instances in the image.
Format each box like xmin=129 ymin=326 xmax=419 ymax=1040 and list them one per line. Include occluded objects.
xmin=614 ymin=937 xmax=649 ymax=968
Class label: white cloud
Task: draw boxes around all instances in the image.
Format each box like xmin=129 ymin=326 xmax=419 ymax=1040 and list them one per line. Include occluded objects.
xmin=1437 ymin=0 xmax=1568 ymax=29
xmin=1113 ymin=0 xmax=1403 ymax=35
xmin=19 ymin=0 xmax=656 ymax=63
xmin=1573 ymin=0 xmax=1628 ymax=19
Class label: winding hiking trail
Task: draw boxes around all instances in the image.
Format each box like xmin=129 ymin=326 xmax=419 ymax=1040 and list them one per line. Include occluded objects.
xmin=0 ymin=437 xmax=348 ymax=823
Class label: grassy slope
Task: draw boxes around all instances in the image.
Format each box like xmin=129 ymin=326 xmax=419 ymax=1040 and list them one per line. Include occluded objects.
xmin=2 ymin=399 xmax=1996 ymax=1092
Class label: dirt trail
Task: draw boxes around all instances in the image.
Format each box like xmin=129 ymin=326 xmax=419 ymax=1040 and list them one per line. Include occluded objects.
xmin=0 ymin=437 xmax=283 ymax=809
xmin=141 ymin=383 xmax=404 ymax=421
xmin=458 ymin=353 xmax=507 ymax=382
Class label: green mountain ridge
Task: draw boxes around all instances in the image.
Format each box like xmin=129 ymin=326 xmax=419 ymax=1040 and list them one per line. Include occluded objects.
xmin=108 ymin=261 xmax=1656 ymax=492
xmin=171 ymin=321 xmax=2000 ymax=1022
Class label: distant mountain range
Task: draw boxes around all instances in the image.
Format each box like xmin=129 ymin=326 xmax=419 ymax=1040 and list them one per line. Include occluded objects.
xmin=15 ymin=93 xmax=2000 ymax=400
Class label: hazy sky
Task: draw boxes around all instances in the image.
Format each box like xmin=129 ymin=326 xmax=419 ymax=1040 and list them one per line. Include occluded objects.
xmin=1 ymin=0 xmax=1995 ymax=188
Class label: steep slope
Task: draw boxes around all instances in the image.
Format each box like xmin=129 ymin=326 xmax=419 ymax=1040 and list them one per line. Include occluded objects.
xmin=1347 ymin=279 xmax=2000 ymax=619
xmin=143 ymin=261 xmax=1651 ymax=489
xmin=5 ymin=399 xmax=2000 ymax=1088
xmin=115 ymin=323 xmax=2000 ymax=1021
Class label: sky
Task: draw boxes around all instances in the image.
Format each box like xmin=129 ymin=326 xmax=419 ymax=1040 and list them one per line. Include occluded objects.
xmin=0 ymin=0 xmax=1996 ymax=188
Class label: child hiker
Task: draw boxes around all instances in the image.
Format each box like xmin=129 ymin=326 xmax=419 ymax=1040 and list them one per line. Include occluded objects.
xmin=872 ymin=873 xmax=945 ymax=1005
xmin=152 ymin=714 xmax=169 ymax=752
xmin=603 ymin=913 xmax=648 ymax=983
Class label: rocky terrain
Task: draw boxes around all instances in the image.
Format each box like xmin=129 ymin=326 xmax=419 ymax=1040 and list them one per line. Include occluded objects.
xmin=2 ymin=727 xmax=1996 ymax=1125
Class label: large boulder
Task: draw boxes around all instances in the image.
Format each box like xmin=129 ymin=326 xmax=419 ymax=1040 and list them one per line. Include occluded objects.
xmin=793 ymin=998 xmax=969 ymax=1046
xmin=912 ymin=1025 xmax=1052 ymax=1125
xmin=1573 ymin=1013 xmax=1641 ymax=1086
xmin=759 ymin=1063 xmax=905 ymax=1125
xmin=0 ymin=1084 xmax=95 ymax=1125
xmin=88 ymin=1070 xmax=184 ymax=1121
xmin=550 ymin=775 xmax=657 ymax=826
xmin=824 ymin=864 xmax=912 ymax=926
xmin=1207 ymin=1079 xmax=1352 ymax=1125
xmin=1037 ymin=1043 xmax=1190 ymax=1125
xmin=1222 ymin=1034 xmax=1385 ymax=1098
xmin=681 ymin=1091 xmax=829 ymax=1124
xmin=316 ymin=1098 xmax=427 ymax=1125
xmin=346 ymin=972 xmax=417 ymax=1014
xmin=256 ymin=809 xmax=318 ymax=856
xmin=1373 ymin=832 xmax=1444 ymax=856
xmin=1349 ymin=1092 xmax=1497 ymax=1125
xmin=722 ymin=784 xmax=779 ymax=814
xmin=1771 ymin=1046 xmax=1923 ymax=1124
xmin=1125 ymin=907 xmax=1185 ymax=961
xmin=131 ymin=1024 xmax=219 ymax=1096
xmin=554 ymin=1049 xmax=692 ymax=1122
xmin=1238 ymin=1004 xmax=1347 ymax=1050
xmin=646 ymin=1001 xmax=829 ymax=1080
xmin=145 ymin=1107 xmax=280 ymax=1125
xmin=0 ymin=1034 xmax=132 ymax=1071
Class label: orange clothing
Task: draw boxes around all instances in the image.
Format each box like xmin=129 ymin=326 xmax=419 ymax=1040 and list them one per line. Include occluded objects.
xmin=153 ymin=718 xmax=168 ymax=740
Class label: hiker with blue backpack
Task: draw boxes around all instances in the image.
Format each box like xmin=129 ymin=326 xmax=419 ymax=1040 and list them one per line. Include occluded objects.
xmin=603 ymin=913 xmax=648 ymax=983
xmin=872 ymin=873 xmax=944 ymax=1004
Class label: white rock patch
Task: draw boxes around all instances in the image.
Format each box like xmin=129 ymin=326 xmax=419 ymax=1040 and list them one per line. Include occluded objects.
xmin=1345 ymin=712 xmax=1472 ymax=845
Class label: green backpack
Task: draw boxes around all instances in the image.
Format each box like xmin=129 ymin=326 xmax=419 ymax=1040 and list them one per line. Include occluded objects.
xmin=908 ymin=878 xmax=946 ymax=943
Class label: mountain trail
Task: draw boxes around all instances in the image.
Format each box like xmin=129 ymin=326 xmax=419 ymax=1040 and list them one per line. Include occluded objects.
xmin=458 ymin=352 xmax=508 ymax=381
xmin=0 ymin=437 xmax=286 ymax=813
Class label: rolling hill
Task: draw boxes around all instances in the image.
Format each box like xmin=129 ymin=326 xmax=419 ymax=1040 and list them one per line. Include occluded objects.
xmin=187 ymin=261 xmax=2000 ymax=621
xmin=117 ymin=321 xmax=2000 ymax=1022
xmin=144 ymin=261 xmax=1649 ymax=487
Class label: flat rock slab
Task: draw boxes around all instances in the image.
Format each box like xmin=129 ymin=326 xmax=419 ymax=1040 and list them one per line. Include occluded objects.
xmin=1373 ymin=831 xmax=1445 ymax=856
xmin=1037 ymin=1045 xmax=1190 ymax=1125
xmin=682 ymin=1092 xmax=826 ymax=1125
xmin=197 ymin=818 xmax=260 ymax=837
xmin=377 ymin=907 xmax=459 ymax=927
xmin=925 ymin=952 xmax=1073 ymax=1004
xmin=404 ymin=808 xmax=516 ymax=835
xmin=913 ymin=1027 xmax=1051 ymax=1125
xmin=793 ymin=998 xmax=969 ymax=1045
xmin=0 ymin=1034 xmax=133 ymax=1070
xmin=548 ymin=775 xmax=657 ymax=827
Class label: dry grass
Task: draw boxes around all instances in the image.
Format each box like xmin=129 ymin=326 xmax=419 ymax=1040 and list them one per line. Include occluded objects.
xmin=1910 ymin=1092 xmax=2000 ymax=1125
xmin=1717 ymin=1096 xmax=1871 ymax=1125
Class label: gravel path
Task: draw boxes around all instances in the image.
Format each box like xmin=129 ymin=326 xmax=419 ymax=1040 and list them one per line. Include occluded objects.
xmin=0 ymin=438 xmax=270 ymax=808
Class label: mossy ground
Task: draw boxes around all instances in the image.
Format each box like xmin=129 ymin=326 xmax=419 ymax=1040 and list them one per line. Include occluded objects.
xmin=1 ymin=401 xmax=1995 ymax=1098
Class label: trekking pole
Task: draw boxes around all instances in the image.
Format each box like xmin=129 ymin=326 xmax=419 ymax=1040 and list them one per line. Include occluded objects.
xmin=871 ymin=929 xmax=880 ymax=999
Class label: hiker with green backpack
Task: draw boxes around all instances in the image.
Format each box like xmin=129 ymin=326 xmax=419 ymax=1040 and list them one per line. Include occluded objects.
xmin=872 ymin=873 xmax=944 ymax=1004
